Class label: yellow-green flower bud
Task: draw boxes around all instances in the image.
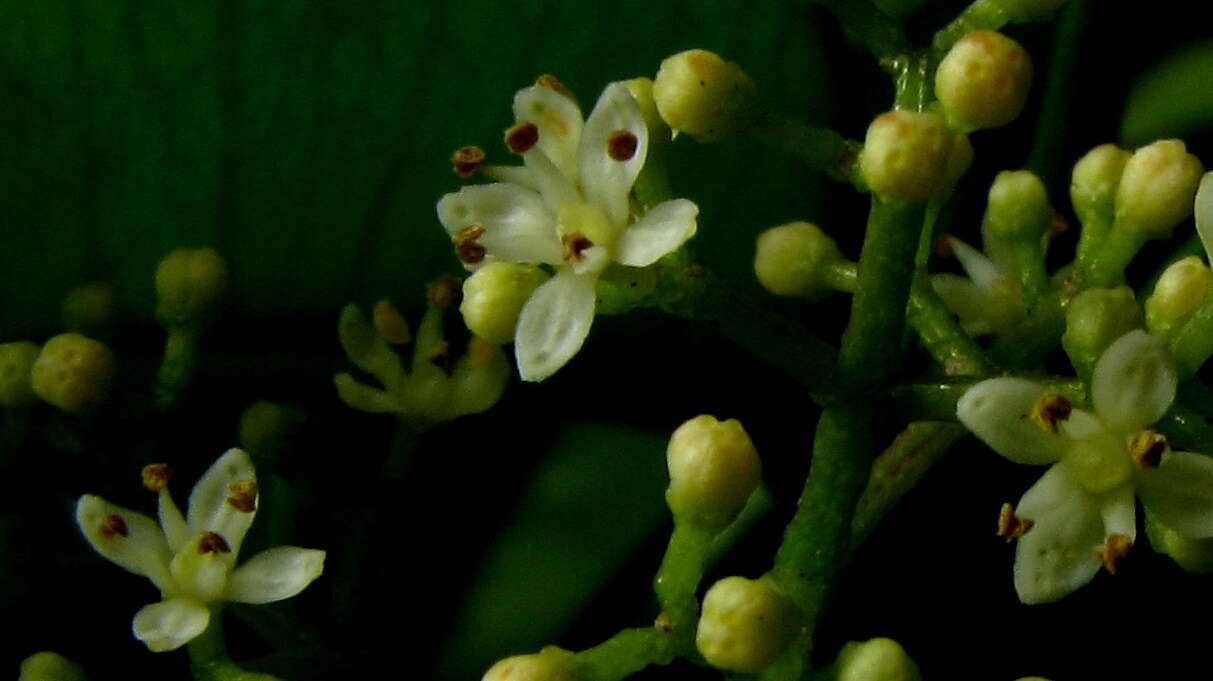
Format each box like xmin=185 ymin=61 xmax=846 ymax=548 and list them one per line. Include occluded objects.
xmin=482 ymin=646 xmax=581 ymax=681
xmin=754 ymin=222 xmax=845 ymax=301
xmin=60 ymin=280 xmax=120 ymax=336
xmin=1145 ymin=508 xmax=1213 ymax=573
xmin=18 ymin=652 xmax=88 ymax=681
xmin=1071 ymin=143 xmax=1130 ymax=228
xmin=983 ymin=170 xmax=1053 ymax=243
xmin=1062 ymin=286 xmax=1142 ymax=379
xmin=653 ymin=49 xmax=757 ymax=142
xmin=461 ymin=262 xmax=550 ymax=344
xmin=696 ymin=575 xmax=798 ymax=673
xmin=1115 ymin=139 xmax=1204 ymax=241
xmin=0 ymin=341 xmax=41 ymax=408
xmin=1146 ymin=256 xmax=1213 ymax=339
xmin=858 ymin=111 xmax=953 ymax=201
xmin=31 ymin=333 xmax=116 ymax=413
xmin=155 ymin=247 xmax=229 ymax=328
xmin=934 ymin=30 xmax=1032 ymax=131
xmin=666 ymin=415 xmax=762 ymax=530
xmin=624 ymin=77 xmax=672 ymax=146
xmin=834 ymin=638 xmax=921 ymax=681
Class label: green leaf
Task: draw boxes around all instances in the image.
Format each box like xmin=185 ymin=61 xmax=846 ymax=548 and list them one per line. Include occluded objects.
xmin=1121 ymin=40 xmax=1213 ymax=147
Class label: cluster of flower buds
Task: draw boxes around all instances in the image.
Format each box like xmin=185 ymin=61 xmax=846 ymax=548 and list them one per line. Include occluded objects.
xmin=334 ymin=278 xmax=509 ymax=427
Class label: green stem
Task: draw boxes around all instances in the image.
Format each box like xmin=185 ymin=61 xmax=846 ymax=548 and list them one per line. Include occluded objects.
xmin=906 ymin=274 xmax=991 ymax=377
xmin=932 ymin=0 xmax=1012 ymax=54
xmin=750 ymin=114 xmax=860 ymax=184
xmin=153 ymin=326 xmax=202 ymax=410
xmin=1074 ymin=214 xmax=1114 ymax=274
xmin=707 ymin=486 xmax=775 ymax=566
xmin=1168 ymin=295 xmax=1213 ymax=378
xmin=1025 ymin=0 xmax=1088 ymax=187
xmin=653 ymin=523 xmax=715 ymax=642
xmin=890 ymin=52 xmax=931 ymax=112
xmin=986 ymin=289 xmax=1066 ymax=368
xmin=824 ymin=261 xmax=858 ymax=293
xmin=188 ymin=616 xmax=262 ymax=681
xmin=576 ymin=628 xmax=673 ymax=681
xmin=1080 ymin=228 xmax=1148 ymax=288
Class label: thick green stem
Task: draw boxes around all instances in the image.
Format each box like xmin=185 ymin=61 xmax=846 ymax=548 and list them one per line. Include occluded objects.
xmin=653 ymin=523 xmax=715 ymax=642
xmin=890 ymin=53 xmax=931 ymax=112
xmin=576 ymin=628 xmax=673 ymax=681
xmin=1080 ymin=229 xmax=1148 ymax=288
xmin=188 ymin=617 xmax=267 ymax=681
xmin=751 ymin=114 xmax=860 ymax=184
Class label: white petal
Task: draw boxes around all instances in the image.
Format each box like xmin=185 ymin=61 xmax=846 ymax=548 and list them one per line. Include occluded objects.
xmin=615 ymin=199 xmax=699 ymax=267
xmin=578 ymin=82 xmax=648 ymax=227
xmin=931 ymin=273 xmax=990 ymax=333
xmin=955 ymin=377 xmax=1067 ymax=465
xmin=513 ymin=84 xmax=584 ymax=182
xmin=187 ymin=449 xmax=257 ymax=556
xmin=1196 ymin=171 xmax=1213 ymax=261
xmin=1100 ymin=485 xmax=1137 ymax=543
xmin=522 ymin=148 xmax=581 ymax=210
xmin=947 ymin=237 xmax=1002 ymax=289
xmin=514 ymin=270 xmax=596 ymax=382
xmin=1091 ymin=330 xmax=1177 ymax=433
xmin=132 ymin=598 xmax=210 ymax=652
xmin=227 ymin=547 xmax=326 ymax=604
xmin=334 ymin=373 xmax=401 ymax=414
xmin=76 ymin=495 xmax=172 ymax=590
xmin=169 ymin=534 xmax=232 ymax=604
xmin=1013 ymin=465 xmax=1104 ymax=604
xmin=436 ymin=184 xmax=562 ymax=264
xmin=158 ymin=489 xmax=189 ymax=555
xmin=481 ymin=164 xmax=539 ymax=192
xmin=1137 ymin=451 xmax=1213 ymax=537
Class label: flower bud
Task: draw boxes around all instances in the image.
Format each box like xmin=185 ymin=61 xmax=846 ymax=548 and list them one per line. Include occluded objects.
xmin=1071 ymin=143 xmax=1130 ymax=228
xmin=696 ymin=575 xmax=798 ymax=673
xmin=1146 ymin=256 xmax=1213 ymax=339
xmin=61 ymin=280 xmax=120 ymax=336
xmin=31 ymin=333 xmax=116 ymax=413
xmin=1115 ymin=139 xmax=1204 ymax=241
xmin=983 ymin=170 xmax=1053 ymax=243
xmin=18 ymin=652 xmax=88 ymax=681
xmin=858 ymin=111 xmax=953 ymax=201
xmin=653 ymin=49 xmax=757 ymax=142
xmin=754 ymin=221 xmax=844 ymax=301
xmin=461 ymin=262 xmax=549 ymax=344
xmin=0 ymin=341 xmax=41 ymax=408
xmin=834 ymin=638 xmax=921 ymax=681
xmin=482 ymin=647 xmax=581 ymax=681
xmin=1146 ymin=509 xmax=1213 ymax=573
xmin=935 ymin=30 xmax=1032 ymax=131
xmin=666 ymin=415 xmax=762 ymax=530
xmin=624 ymin=77 xmax=672 ymax=146
xmin=1062 ymin=286 xmax=1142 ymax=379
xmin=155 ymin=247 xmax=229 ymax=328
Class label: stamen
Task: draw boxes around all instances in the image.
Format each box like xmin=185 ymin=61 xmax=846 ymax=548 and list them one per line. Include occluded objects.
xmin=1129 ymin=429 xmax=1168 ymax=469
xmin=1030 ymin=393 xmax=1072 ymax=434
xmin=373 ymin=300 xmax=412 ymax=344
xmin=996 ymin=502 xmax=1033 ymax=542
xmin=427 ymin=342 xmax=456 ymax=376
xmin=562 ymin=233 xmax=594 ymax=262
xmin=451 ymin=146 xmax=486 ymax=178
xmin=226 ymin=480 xmax=258 ymax=513
xmin=933 ymin=234 xmax=955 ymax=259
xmin=197 ymin=531 xmax=231 ymax=554
xmin=535 ymin=74 xmax=574 ymax=100
xmin=141 ymin=463 xmax=172 ymax=492
xmin=1049 ymin=213 xmax=1069 ymax=236
xmin=99 ymin=514 xmax=128 ymax=539
xmin=1095 ymin=533 xmax=1133 ymax=574
xmin=505 ymin=122 xmax=539 ymax=154
xmin=427 ymin=277 xmax=463 ymax=308
xmin=606 ymin=130 xmax=639 ymax=161
xmin=654 ymin=612 xmax=673 ymax=633
xmin=454 ymin=225 xmax=487 ymax=265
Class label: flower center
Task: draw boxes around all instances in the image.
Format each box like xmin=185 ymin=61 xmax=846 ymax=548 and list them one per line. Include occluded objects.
xmin=1060 ymin=428 xmax=1133 ymax=493
xmin=557 ymin=202 xmax=617 ymax=274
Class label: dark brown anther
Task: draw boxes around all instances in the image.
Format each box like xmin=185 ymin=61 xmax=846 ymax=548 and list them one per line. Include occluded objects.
xmin=427 ymin=342 xmax=456 ymax=376
xmin=606 ymin=130 xmax=639 ymax=161
xmin=454 ymin=225 xmax=487 ymax=265
xmin=426 ymin=277 xmax=463 ymax=308
xmin=100 ymin=514 xmax=129 ymax=539
xmin=451 ymin=146 xmax=486 ymax=178
xmin=142 ymin=463 xmax=172 ymax=492
xmin=505 ymin=122 xmax=539 ymax=154
xmin=1095 ymin=533 xmax=1133 ymax=574
xmin=226 ymin=480 xmax=258 ymax=513
xmin=996 ymin=503 xmax=1034 ymax=542
xmin=1049 ymin=213 xmax=1069 ymax=236
xmin=535 ymin=74 xmax=574 ymax=101
xmin=197 ymin=531 xmax=231 ymax=554
xmin=1030 ymin=393 xmax=1073 ymax=434
xmin=561 ymin=233 xmax=594 ymax=262
xmin=1129 ymin=429 xmax=1168 ymax=470
xmin=373 ymin=300 xmax=412 ymax=345
xmin=933 ymin=234 xmax=955 ymax=259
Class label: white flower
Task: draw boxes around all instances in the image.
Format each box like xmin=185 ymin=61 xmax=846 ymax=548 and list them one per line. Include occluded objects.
xmin=931 ymin=236 xmax=1028 ymax=336
xmin=957 ymin=330 xmax=1213 ymax=603
xmin=76 ymin=449 xmax=325 ymax=652
xmin=437 ymin=81 xmax=699 ymax=381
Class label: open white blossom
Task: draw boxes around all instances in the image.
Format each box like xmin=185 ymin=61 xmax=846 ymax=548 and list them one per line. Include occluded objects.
xmin=931 ymin=236 xmax=1028 ymax=336
xmin=438 ymin=80 xmax=698 ymax=381
xmin=76 ymin=448 xmax=325 ymax=652
xmin=957 ymin=330 xmax=1213 ymax=603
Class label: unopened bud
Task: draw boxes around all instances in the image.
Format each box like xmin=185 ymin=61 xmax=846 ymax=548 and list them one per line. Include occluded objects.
xmin=1115 ymin=139 xmax=1204 ymax=241
xmin=984 ymin=170 xmax=1053 ymax=243
xmin=666 ymin=415 xmax=762 ymax=530
xmin=834 ymin=637 xmax=922 ymax=681
xmin=624 ymin=77 xmax=672 ymax=146
xmin=1146 ymin=256 xmax=1213 ymax=339
xmin=482 ymin=646 xmax=581 ymax=681
xmin=1146 ymin=508 xmax=1213 ymax=573
xmin=18 ymin=652 xmax=88 ymax=681
xmin=696 ymin=575 xmax=798 ymax=673
xmin=754 ymin=221 xmax=844 ymax=301
xmin=155 ymin=247 xmax=229 ymax=328
xmin=1062 ymin=286 xmax=1142 ymax=379
xmin=0 ymin=341 xmax=41 ymax=407
xmin=858 ymin=111 xmax=953 ymax=201
xmin=935 ymin=30 xmax=1032 ymax=131
xmin=461 ymin=262 xmax=550 ymax=344
xmin=1071 ymin=144 xmax=1131 ymax=227
xmin=61 ymin=280 xmax=120 ymax=336
xmin=653 ymin=49 xmax=757 ymax=142
xmin=31 ymin=333 xmax=116 ymax=413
